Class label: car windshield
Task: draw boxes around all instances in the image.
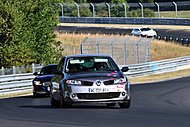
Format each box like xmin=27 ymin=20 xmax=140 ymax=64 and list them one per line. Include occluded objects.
xmin=66 ymin=56 xmax=119 ymax=73
xmin=40 ymin=65 xmax=57 ymax=75
xmin=140 ymin=28 xmax=151 ymax=31
xmin=133 ymin=29 xmax=140 ymax=32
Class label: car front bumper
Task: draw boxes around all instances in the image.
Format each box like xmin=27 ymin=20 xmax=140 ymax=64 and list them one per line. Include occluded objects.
xmin=33 ymin=85 xmax=50 ymax=94
xmin=63 ymin=84 xmax=130 ymax=103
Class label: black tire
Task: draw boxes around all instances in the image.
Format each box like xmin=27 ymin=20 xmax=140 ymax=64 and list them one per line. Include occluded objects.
xmin=119 ymin=100 xmax=130 ymax=109
xmin=141 ymin=34 xmax=146 ymax=37
xmin=60 ymin=98 xmax=72 ymax=108
xmin=106 ymin=103 xmax=116 ymax=107
xmin=50 ymin=96 xmax=61 ymax=108
xmin=33 ymin=92 xmax=39 ymax=98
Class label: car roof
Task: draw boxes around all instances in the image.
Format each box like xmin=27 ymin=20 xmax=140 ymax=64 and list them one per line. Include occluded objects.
xmin=66 ymin=54 xmax=111 ymax=58
xmin=133 ymin=26 xmax=151 ymax=29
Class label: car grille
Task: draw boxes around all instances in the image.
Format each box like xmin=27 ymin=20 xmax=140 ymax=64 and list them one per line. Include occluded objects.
xmin=82 ymin=81 xmax=93 ymax=86
xmin=103 ymin=80 xmax=114 ymax=85
xmin=77 ymin=92 xmax=120 ymax=99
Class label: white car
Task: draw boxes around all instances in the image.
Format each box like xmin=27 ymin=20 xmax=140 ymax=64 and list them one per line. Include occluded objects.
xmin=131 ymin=27 xmax=157 ymax=37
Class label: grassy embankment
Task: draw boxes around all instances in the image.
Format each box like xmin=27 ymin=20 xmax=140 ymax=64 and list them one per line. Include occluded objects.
xmin=56 ymin=33 xmax=190 ymax=61
xmin=56 ymin=34 xmax=190 ymax=84
xmin=158 ymin=11 xmax=190 ymax=18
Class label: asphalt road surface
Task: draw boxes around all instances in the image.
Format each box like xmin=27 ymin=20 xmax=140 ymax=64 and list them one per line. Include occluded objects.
xmin=0 ymin=76 xmax=190 ymax=127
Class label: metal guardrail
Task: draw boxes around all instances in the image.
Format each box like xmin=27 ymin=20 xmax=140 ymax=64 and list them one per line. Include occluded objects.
xmin=0 ymin=56 xmax=190 ymax=96
xmin=59 ymin=17 xmax=190 ymax=26
xmin=0 ymin=74 xmax=35 ymax=95
xmin=120 ymin=56 xmax=190 ymax=76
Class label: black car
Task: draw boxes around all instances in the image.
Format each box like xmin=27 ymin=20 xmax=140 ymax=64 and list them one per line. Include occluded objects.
xmin=50 ymin=54 xmax=130 ymax=108
xmin=32 ymin=64 xmax=58 ymax=97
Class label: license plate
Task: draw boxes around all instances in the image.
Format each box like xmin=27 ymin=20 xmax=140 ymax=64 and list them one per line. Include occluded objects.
xmin=88 ymin=88 xmax=109 ymax=93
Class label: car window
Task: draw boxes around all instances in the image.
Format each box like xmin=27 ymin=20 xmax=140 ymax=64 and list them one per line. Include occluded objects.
xmin=66 ymin=56 xmax=119 ymax=73
xmin=140 ymin=28 xmax=151 ymax=31
xmin=40 ymin=65 xmax=58 ymax=75
xmin=134 ymin=29 xmax=140 ymax=32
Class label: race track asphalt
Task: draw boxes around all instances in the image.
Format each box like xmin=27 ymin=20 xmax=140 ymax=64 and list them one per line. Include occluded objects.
xmin=0 ymin=76 xmax=190 ymax=127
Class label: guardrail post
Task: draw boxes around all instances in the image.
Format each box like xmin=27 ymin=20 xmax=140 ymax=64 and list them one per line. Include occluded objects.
xmin=32 ymin=63 xmax=35 ymax=73
xmin=139 ymin=3 xmax=144 ymax=18
xmin=172 ymin=2 xmax=178 ymax=18
xmin=90 ymin=3 xmax=96 ymax=17
xmin=59 ymin=3 xmax=64 ymax=17
xmin=1 ymin=67 xmax=5 ymax=75
xmin=74 ymin=3 xmax=80 ymax=17
xmin=13 ymin=66 xmax=16 ymax=74
xmin=122 ymin=3 xmax=127 ymax=18
xmin=106 ymin=3 xmax=110 ymax=17
xmin=155 ymin=2 xmax=160 ymax=18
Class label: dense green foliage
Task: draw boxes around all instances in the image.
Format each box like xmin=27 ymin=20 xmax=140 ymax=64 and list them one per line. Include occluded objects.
xmin=0 ymin=0 xmax=61 ymax=68
xmin=128 ymin=9 xmax=155 ymax=17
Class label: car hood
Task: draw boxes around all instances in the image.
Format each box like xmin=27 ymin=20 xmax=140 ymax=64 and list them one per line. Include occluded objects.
xmin=33 ymin=74 xmax=54 ymax=82
xmin=67 ymin=71 xmax=124 ymax=81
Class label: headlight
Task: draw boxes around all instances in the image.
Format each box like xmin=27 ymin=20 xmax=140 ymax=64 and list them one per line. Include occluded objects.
xmin=66 ymin=80 xmax=82 ymax=85
xmin=34 ymin=81 xmax=41 ymax=85
xmin=114 ymin=78 xmax=126 ymax=84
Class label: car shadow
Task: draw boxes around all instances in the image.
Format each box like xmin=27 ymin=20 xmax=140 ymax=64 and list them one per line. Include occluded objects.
xmin=19 ymin=104 xmax=121 ymax=109
xmin=16 ymin=95 xmax=50 ymax=98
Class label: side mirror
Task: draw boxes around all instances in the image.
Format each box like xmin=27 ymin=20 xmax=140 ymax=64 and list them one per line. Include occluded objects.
xmin=121 ymin=67 xmax=129 ymax=72
xmin=33 ymin=72 xmax=39 ymax=75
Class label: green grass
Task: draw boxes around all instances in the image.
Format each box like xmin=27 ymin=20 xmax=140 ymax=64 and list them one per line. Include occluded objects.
xmin=157 ymin=11 xmax=190 ymax=18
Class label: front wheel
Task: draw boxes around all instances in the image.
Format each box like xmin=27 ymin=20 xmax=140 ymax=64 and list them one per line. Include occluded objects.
xmin=50 ymin=96 xmax=61 ymax=108
xmin=119 ymin=100 xmax=130 ymax=109
xmin=60 ymin=98 xmax=72 ymax=108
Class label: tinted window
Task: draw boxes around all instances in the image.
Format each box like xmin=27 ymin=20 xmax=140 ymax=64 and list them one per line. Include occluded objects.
xmin=40 ymin=65 xmax=57 ymax=75
xmin=140 ymin=28 xmax=151 ymax=31
xmin=134 ymin=29 xmax=140 ymax=32
xmin=66 ymin=56 xmax=119 ymax=73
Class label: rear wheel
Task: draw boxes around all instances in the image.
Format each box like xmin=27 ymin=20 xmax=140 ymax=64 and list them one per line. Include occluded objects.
xmin=119 ymin=100 xmax=130 ymax=109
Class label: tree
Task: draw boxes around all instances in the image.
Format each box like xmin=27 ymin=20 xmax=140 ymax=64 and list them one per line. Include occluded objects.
xmin=0 ymin=0 xmax=61 ymax=68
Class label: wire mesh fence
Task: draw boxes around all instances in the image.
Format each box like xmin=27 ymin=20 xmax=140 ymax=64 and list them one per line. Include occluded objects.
xmin=81 ymin=36 xmax=154 ymax=65
xmin=0 ymin=35 xmax=154 ymax=75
